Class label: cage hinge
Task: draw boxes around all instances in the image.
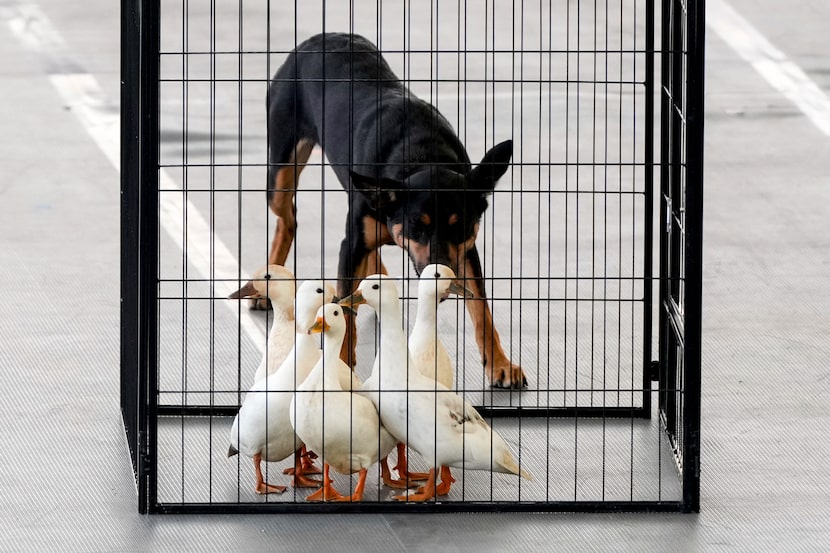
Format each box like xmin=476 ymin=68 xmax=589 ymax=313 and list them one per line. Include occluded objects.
xmin=648 ymin=360 xmax=660 ymax=382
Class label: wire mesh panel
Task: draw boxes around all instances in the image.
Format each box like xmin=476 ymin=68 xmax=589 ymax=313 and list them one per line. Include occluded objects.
xmin=121 ymin=0 xmax=704 ymax=513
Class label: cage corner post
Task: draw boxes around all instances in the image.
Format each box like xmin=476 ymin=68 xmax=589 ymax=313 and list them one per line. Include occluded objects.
xmin=119 ymin=0 xmax=141 ymax=505
xmin=120 ymin=0 xmax=161 ymax=514
xmin=681 ymin=0 xmax=706 ymax=514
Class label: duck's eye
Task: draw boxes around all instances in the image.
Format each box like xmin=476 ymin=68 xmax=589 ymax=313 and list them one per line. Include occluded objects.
xmin=264 ymin=274 xmax=272 ymax=280
xmin=334 ymin=310 xmax=340 ymax=316
xmin=316 ymin=287 xmax=323 ymax=294
xmin=434 ymin=272 xmax=441 ymax=278
xmin=372 ymin=284 xmax=380 ymax=290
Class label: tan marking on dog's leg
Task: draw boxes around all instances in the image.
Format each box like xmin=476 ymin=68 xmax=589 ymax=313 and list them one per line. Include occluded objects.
xmin=459 ymin=253 xmax=527 ymax=389
xmin=268 ymin=139 xmax=315 ymax=266
xmin=339 ymin=250 xmax=374 ymax=368
xmin=365 ymin=250 xmax=388 ymax=276
xmin=362 ymin=215 xmax=391 ymax=275
xmin=339 ymin=216 xmax=392 ymax=366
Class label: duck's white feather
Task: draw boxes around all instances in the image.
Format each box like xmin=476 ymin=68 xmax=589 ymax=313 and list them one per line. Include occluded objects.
xmin=358 ymin=275 xmax=530 ymax=479
xmin=409 ymin=264 xmax=456 ymax=390
xmin=250 ymin=265 xmax=297 ymax=383
xmin=290 ymin=304 xmax=397 ymax=475
xmin=229 ymin=280 xmax=335 ymax=463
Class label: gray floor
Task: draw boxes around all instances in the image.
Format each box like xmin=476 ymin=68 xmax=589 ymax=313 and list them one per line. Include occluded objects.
xmin=2 ymin=0 xmax=830 ymax=551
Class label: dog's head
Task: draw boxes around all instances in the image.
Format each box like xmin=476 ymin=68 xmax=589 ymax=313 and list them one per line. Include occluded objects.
xmin=350 ymin=140 xmax=512 ymax=275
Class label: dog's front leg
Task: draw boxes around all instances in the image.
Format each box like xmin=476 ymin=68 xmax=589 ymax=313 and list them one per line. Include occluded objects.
xmin=461 ymin=246 xmax=528 ymax=389
xmin=337 ymin=215 xmax=389 ymax=368
xmin=336 ymin=237 xmax=363 ymax=369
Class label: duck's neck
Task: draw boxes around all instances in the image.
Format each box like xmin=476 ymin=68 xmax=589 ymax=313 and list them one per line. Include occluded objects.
xmin=267 ymin=308 xmax=294 ymax=342
xmin=412 ymin=295 xmax=438 ymax=337
xmin=375 ymin=300 xmax=413 ymax=379
xmin=293 ymin=330 xmax=317 ymax=356
xmin=319 ymin=333 xmax=345 ymax=390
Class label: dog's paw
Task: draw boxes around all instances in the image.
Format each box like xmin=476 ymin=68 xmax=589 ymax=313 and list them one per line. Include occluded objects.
xmin=249 ymin=297 xmax=271 ymax=311
xmin=487 ymin=361 xmax=528 ymax=389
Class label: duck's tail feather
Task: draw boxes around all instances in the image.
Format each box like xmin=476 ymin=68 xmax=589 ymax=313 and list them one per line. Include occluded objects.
xmin=227 ymin=444 xmax=239 ymax=458
xmin=499 ymin=450 xmax=532 ymax=481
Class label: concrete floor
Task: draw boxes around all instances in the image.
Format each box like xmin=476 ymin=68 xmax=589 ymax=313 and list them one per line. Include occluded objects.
xmin=2 ymin=0 xmax=830 ymax=551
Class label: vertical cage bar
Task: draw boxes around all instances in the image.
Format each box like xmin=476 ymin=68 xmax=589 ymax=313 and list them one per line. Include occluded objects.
xmin=668 ymin=0 xmax=683 ymax=306
xmin=682 ymin=0 xmax=704 ymax=514
xmin=642 ymin=0 xmax=656 ymax=416
xmin=658 ymin=0 xmax=682 ymax=438
xmin=120 ymin=0 xmax=141 ymax=488
xmin=657 ymin=0 xmax=670 ymax=423
xmin=137 ymin=0 xmax=161 ymax=514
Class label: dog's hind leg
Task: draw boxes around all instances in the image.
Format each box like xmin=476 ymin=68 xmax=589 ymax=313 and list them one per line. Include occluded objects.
xmin=459 ymin=246 xmax=528 ymax=389
xmin=268 ymin=138 xmax=314 ymax=266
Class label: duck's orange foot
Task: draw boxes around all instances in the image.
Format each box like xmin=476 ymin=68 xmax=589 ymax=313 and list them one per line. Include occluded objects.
xmin=379 ymin=457 xmax=418 ymax=489
xmin=286 ymin=447 xmax=323 ymax=479
xmin=418 ymin=466 xmax=455 ymax=496
xmin=435 ymin=481 xmax=454 ymax=496
xmin=283 ymin=465 xmax=322 ymax=476
xmin=305 ymin=464 xmax=346 ymax=501
xmin=382 ymin=475 xmax=420 ymax=489
xmin=284 ymin=446 xmax=321 ymax=474
xmin=301 ymin=450 xmax=320 ymax=472
xmin=329 ymin=469 xmax=367 ymax=502
xmin=393 ymin=443 xmax=430 ymax=481
xmin=305 ymin=484 xmax=344 ymax=502
xmin=255 ymin=481 xmax=287 ymax=495
xmin=393 ymin=468 xmax=436 ymax=502
xmin=292 ymin=473 xmax=322 ymax=488
xmin=252 ymin=453 xmax=286 ymax=494
xmin=397 ymin=469 xmax=430 ymax=481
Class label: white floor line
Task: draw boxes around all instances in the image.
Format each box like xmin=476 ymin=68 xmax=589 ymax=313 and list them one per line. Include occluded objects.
xmin=708 ymin=0 xmax=830 ymax=137
xmin=1 ymin=3 xmax=267 ymax=352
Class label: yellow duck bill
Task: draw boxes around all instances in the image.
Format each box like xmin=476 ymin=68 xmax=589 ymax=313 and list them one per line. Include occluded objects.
xmin=307 ymin=317 xmax=331 ymax=334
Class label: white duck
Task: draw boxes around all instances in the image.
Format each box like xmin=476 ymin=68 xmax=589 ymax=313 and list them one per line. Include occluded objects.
xmin=290 ymin=303 xmax=398 ymax=501
xmin=410 ymin=263 xmax=472 ymax=390
xmin=228 ymin=279 xmax=337 ymax=494
xmin=229 ymin=264 xmax=296 ymax=383
xmin=341 ymin=275 xmax=531 ymax=502
xmin=407 ymin=264 xmax=473 ymax=495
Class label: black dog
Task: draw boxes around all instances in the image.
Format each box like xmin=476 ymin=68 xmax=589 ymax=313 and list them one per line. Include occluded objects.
xmin=262 ymin=32 xmax=526 ymax=388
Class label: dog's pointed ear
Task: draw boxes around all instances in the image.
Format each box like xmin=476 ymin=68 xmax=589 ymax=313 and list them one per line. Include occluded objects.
xmin=349 ymin=171 xmax=402 ymax=214
xmin=467 ymin=139 xmax=513 ymax=193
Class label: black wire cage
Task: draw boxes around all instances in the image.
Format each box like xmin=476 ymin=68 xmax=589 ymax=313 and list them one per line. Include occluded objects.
xmin=121 ymin=0 xmax=704 ymax=513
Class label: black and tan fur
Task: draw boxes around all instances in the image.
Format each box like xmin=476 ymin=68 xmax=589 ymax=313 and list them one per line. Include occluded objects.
xmin=261 ymin=32 xmax=526 ymax=388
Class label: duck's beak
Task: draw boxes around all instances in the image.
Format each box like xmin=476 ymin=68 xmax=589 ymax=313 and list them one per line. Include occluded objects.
xmin=338 ymin=291 xmax=366 ymax=314
xmin=228 ymin=280 xmax=261 ymax=300
xmin=448 ymin=282 xmax=474 ymax=298
xmin=307 ymin=316 xmax=330 ymax=334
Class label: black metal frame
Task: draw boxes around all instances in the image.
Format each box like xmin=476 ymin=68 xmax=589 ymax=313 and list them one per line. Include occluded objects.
xmin=120 ymin=0 xmax=159 ymax=515
xmin=121 ymin=0 xmax=704 ymax=514
xmin=657 ymin=0 xmax=704 ymax=513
